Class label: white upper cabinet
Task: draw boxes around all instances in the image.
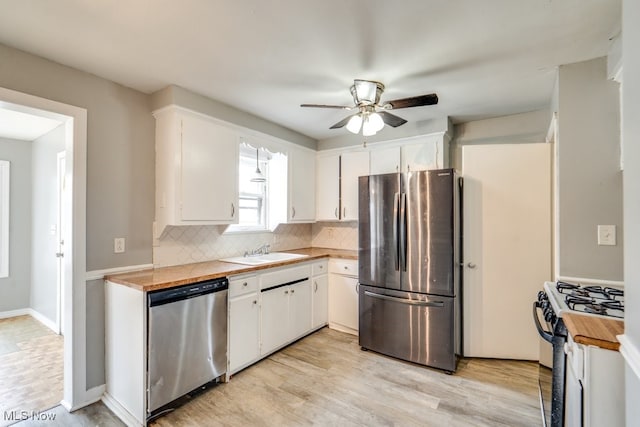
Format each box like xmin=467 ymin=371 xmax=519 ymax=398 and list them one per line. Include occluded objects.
xmin=316 ymin=151 xmax=369 ymax=222
xmin=316 ymin=155 xmax=340 ymax=221
xmin=340 ymin=151 xmax=369 ymax=221
xmin=369 ymin=133 xmax=450 ymax=175
xmin=370 ymin=146 xmax=401 ymax=174
xmin=181 ymin=113 xmax=239 ymax=221
xmin=288 ymin=145 xmax=316 ymax=222
xmin=154 ymin=106 xmax=239 ymax=236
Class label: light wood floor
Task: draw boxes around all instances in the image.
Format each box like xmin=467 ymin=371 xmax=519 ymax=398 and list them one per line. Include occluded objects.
xmin=12 ymin=327 xmax=542 ymax=426
xmin=0 ymin=315 xmax=63 ymax=427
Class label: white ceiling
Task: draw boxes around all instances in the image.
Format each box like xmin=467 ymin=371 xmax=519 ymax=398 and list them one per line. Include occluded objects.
xmin=0 ymin=108 xmax=62 ymax=141
xmin=0 ymin=0 xmax=620 ymax=140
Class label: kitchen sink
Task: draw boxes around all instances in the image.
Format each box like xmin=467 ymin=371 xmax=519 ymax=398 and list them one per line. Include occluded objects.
xmin=219 ymin=252 xmax=308 ymax=266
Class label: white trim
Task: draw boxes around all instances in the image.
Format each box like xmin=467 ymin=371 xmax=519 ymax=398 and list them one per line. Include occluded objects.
xmin=617 ymin=334 xmax=640 ymax=381
xmin=0 ymin=160 xmax=9 ymax=278
xmin=61 ymin=384 xmax=105 ymax=412
xmin=556 ymin=276 xmax=624 ymax=287
xmin=0 ymin=308 xmax=30 ymax=319
xmin=86 ymin=264 xmax=154 ymax=281
xmin=0 ymin=86 xmax=88 ymax=410
xmin=29 ymin=308 xmax=58 ymax=334
xmin=102 ymin=392 xmax=144 ymax=427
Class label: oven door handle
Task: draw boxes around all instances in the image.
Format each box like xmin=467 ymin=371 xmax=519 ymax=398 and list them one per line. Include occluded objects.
xmin=533 ymin=302 xmax=554 ymax=343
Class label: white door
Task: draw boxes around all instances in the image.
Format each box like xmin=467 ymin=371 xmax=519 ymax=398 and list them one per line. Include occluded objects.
xmin=328 ymin=275 xmax=359 ymax=332
xmin=316 ymin=155 xmax=340 ymax=221
xmin=56 ymin=151 xmax=66 ymax=335
xmin=288 ymin=280 xmax=312 ymax=339
xmin=462 ymin=143 xmax=551 ymax=359
xmin=370 ymin=146 xmax=400 ymax=175
xmin=228 ymin=293 xmax=260 ymax=373
xmin=260 ymin=286 xmax=290 ymax=355
xmin=312 ymin=274 xmax=328 ymax=328
xmin=340 ymin=151 xmax=369 ymax=221
xmin=288 ymin=146 xmax=316 ymax=222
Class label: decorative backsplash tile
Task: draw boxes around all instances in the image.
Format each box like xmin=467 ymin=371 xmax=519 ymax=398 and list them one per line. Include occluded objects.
xmin=312 ymin=221 xmax=358 ymax=250
xmin=153 ymin=221 xmax=359 ymax=267
xmin=154 ymin=223 xmax=312 ymax=267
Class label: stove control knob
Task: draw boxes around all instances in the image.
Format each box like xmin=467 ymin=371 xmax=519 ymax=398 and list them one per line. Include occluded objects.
xmin=544 ymin=311 xmax=554 ymax=323
xmin=537 ymin=291 xmax=547 ymax=302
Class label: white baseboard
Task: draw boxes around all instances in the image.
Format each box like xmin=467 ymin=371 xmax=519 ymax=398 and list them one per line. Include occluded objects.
xmin=28 ymin=308 xmax=58 ymax=334
xmin=60 ymin=385 xmax=105 ymax=412
xmin=86 ymin=264 xmax=154 ymax=281
xmin=328 ymin=322 xmax=358 ymax=336
xmin=102 ymin=392 xmax=143 ymax=427
xmin=0 ymin=308 xmax=30 ymax=319
xmin=0 ymin=308 xmax=58 ymax=334
xmin=617 ymin=334 xmax=640 ymax=381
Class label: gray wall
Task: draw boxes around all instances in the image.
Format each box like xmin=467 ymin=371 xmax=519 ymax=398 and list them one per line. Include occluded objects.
xmin=30 ymin=125 xmax=65 ymax=323
xmin=0 ymin=42 xmax=155 ymax=272
xmin=0 ymin=138 xmax=32 ymax=312
xmin=86 ymin=278 xmax=105 ymax=389
xmin=151 ymin=85 xmax=317 ymax=150
xmin=622 ymin=0 xmax=640 ymax=421
xmin=556 ymin=57 xmax=623 ymax=281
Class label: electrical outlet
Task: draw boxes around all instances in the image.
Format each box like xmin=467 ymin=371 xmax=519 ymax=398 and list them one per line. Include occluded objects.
xmin=597 ymin=225 xmax=616 ymax=246
xmin=114 ymin=237 xmax=126 ymax=253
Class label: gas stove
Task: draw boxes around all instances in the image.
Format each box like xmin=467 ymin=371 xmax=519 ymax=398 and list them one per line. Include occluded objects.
xmin=543 ymin=280 xmax=625 ymax=319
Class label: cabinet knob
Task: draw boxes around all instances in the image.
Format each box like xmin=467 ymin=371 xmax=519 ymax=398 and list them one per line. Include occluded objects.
xmin=243 ymin=282 xmax=248 ymax=287
xmin=285 ymin=290 xmax=289 ymax=294
xmin=231 ymin=203 xmax=235 ymax=217
xmin=343 ymin=207 xmax=347 ymax=218
xmin=291 ymin=289 xmax=295 ymax=294
xmin=253 ymin=300 xmax=257 ymax=305
xmin=314 ymin=281 xmax=318 ymax=292
xmin=334 ymin=207 xmax=338 ymax=218
xmin=292 ymin=206 xmax=296 ymax=218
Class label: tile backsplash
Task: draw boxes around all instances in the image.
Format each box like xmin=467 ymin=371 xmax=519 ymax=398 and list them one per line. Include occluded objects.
xmin=154 ymin=223 xmax=312 ymax=267
xmin=312 ymin=221 xmax=358 ymax=250
xmin=153 ymin=221 xmax=359 ymax=267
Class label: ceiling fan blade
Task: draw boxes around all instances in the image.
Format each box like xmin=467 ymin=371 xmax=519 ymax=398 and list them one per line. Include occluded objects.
xmin=378 ymin=111 xmax=407 ymax=128
xmin=329 ymin=114 xmax=356 ymax=129
xmin=386 ymin=93 xmax=438 ymax=109
xmin=300 ymin=103 xmax=352 ymax=110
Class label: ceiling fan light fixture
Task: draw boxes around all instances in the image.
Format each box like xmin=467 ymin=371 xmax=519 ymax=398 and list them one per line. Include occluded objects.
xmin=362 ymin=115 xmax=377 ymax=136
xmin=346 ymin=114 xmax=363 ymax=134
xmin=368 ymin=112 xmax=384 ymax=132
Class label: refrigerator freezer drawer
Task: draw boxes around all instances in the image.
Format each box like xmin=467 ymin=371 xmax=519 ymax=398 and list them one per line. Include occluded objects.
xmin=358 ymin=285 xmax=456 ymax=372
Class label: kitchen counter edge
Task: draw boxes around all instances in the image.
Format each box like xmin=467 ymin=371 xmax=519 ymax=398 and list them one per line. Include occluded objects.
xmin=104 ymin=247 xmax=357 ymax=292
xmin=562 ymin=312 xmax=624 ymax=351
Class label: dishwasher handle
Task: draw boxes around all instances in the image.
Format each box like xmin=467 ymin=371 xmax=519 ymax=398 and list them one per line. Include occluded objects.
xmin=148 ymin=277 xmax=229 ymax=307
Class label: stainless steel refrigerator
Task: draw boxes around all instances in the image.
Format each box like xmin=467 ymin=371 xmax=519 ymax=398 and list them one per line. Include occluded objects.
xmin=358 ymin=168 xmax=461 ymax=372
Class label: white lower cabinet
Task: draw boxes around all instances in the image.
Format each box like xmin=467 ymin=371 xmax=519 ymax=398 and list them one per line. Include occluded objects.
xmin=228 ymin=293 xmax=260 ymax=374
xmin=312 ymin=274 xmax=328 ymax=329
xmin=564 ymin=335 xmax=625 ymax=427
xmin=328 ymin=259 xmax=359 ymax=335
xmin=229 ymin=261 xmax=323 ymax=375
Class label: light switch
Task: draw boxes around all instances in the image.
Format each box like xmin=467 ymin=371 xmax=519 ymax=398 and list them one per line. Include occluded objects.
xmin=597 ymin=225 xmax=616 ymax=246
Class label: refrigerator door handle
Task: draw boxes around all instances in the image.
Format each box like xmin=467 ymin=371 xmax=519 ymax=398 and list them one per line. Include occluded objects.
xmin=364 ymin=290 xmax=444 ymax=307
xmin=393 ymin=192 xmax=400 ymax=271
xmin=399 ymin=192 xmax=407 ymax=272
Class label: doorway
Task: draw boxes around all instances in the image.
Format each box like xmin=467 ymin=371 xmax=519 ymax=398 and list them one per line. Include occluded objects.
xmin=0 ymin=86 xmax=87 ymax=412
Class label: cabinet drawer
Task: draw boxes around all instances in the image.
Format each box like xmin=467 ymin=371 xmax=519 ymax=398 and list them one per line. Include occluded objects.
xmin=260 ymin=265 xmax=312 ymax=290
xmin=329 ymin=259 xmax=358 ymax=276
xmin=312 ymin=260 xmax=328 ymax=276
xmin=229 ymin=275 xmax=258 ymax=298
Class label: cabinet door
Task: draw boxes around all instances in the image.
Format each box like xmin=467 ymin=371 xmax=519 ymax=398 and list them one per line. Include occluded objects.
xmin=370 ymin=146 xmax=400 ymax=175
xmin=316 ymin=155 xmax=340 ymax=221
xmin=328 ymin=274 xmax=359 ymax=332
xmin=312 ymin=274 xmax=328 ymax=329
xmin=260 ymin=287 xmax=290 ymax=355
xmin=229 ymin=293 xmax=260 ymax=373
xmin=340 ymin=151 xmax=370 ymax=221
xmin=401 ymin=141 xmax=440 ymax=172
xmin=289 ymin=280 xmax=312 ymax=340
xmin=181 ymin=114 xmax=239 ymax=222
xmin=289 ymin=146 xmax=316 ymax=222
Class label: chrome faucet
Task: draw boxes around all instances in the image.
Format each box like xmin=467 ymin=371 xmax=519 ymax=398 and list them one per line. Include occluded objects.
xmin=244 ymin=244 xmax=271 ymax=257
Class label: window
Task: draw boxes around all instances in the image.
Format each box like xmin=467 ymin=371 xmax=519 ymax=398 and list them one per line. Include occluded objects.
xmin=238 ymin=153 xmax=268 ymax=228
xmin=0 ymin=160 xmax=9 ymax=278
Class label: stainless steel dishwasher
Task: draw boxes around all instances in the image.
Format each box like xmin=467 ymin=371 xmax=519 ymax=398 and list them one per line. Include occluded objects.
xmin=147 ymin=277 xmax=228 ymax=420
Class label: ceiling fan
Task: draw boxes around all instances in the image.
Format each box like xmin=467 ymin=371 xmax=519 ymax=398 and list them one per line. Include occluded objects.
xmin=301 ymin=79 xmax=438 ymax=136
